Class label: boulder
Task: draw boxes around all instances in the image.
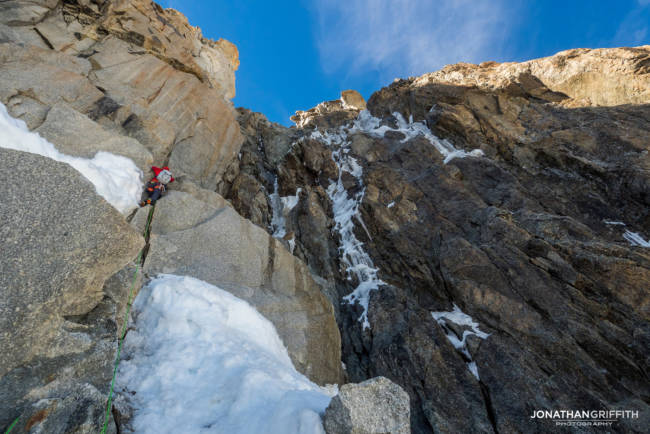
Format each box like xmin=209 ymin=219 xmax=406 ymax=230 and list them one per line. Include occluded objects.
xmin=35 ymin=102 xmax=153 ymax=173
xmin=0 ymin=43 xmax=103 ymax=118
xmin=0 ymin=148 xmax=143 ymax=432
xmin=323 ymin=377 xmax=411 ymax=434
xmin=341 ymin=90 xmax=367 ymax=111
xmin=134 ymin=191 xmax=343 ymax=385
xmin=88 ymin=37 xmax=243 ymax=188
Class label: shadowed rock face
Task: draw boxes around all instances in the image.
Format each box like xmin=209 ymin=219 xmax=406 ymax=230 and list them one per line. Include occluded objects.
xmin=228 ymin=47 xmax=650 ymax=433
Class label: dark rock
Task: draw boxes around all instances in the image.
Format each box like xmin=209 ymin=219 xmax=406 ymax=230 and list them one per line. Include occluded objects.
xmin=230 ymin=48 xmax=650 ymax=434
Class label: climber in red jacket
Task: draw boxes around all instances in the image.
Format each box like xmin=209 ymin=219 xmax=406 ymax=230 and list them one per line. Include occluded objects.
xmin=140 ymin=166 xmax=175 ymax=207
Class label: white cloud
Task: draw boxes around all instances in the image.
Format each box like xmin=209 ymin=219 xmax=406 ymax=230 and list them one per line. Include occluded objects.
xmin=311 ymin=0 xmax=514 ymax=79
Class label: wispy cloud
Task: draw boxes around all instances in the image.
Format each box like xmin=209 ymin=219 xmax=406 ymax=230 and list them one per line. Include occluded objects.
xmin=311 ymin=0 xmax=515 ymax=80
xmin=612 ymin=1 xmax=649 ymax=46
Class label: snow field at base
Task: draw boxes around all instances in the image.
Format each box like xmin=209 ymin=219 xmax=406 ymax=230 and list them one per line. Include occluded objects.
xmin=0 ymin=103 xmax=142 ymax=214
xmin=431 ymin=305 xmax=490 ymax=380
xmin=117 ymin=274 xmax=336 ymax=434
xmin=311 ymin=110 xmax=482 ymax=329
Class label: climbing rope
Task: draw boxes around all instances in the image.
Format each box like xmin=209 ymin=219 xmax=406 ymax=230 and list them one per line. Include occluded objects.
xmin=101 ymin=205 xmax=155 ymax=434
xmin=3 ymin=208 xmax=155 ymax=434
xmin=4 ymin=417 xmax=19 ymax=434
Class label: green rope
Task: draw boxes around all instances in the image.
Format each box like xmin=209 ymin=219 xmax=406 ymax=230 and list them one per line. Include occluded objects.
xmin=4 ymin=417 xmax=19 ymax=434
xmin=101 ymin=206 xmax=155 ymax=434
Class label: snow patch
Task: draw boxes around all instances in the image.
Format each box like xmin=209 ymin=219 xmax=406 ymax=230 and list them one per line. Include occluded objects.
xmin=601 ymin=221 xmax=649 ymax=248
xmin=431 ymin=305 xmax=490 ymax=380
xmin=0 ymin=102 xmax=142 ymax=214
xmin=117 ymin=274 xmax=335 ymax=434
xmin=387 ymin=201 xmax=395 ymax=209
xmin=351 ymin=110 xmax=484 ymax=164
xmin=623 ymin=230 xmax=650 ymax=248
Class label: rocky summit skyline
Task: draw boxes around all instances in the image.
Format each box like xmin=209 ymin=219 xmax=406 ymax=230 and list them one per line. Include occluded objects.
xmin=161 ymin=0 xmax=650 ymax=125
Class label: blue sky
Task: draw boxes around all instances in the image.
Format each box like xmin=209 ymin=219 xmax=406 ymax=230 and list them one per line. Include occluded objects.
xmin=163 ymin=1 xmax=649 ymax=125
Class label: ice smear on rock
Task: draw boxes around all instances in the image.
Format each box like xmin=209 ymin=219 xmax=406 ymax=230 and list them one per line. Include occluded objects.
xmin=623 ymin=230 xmax=650 ymax=248
xmin=601 ymin=221 xmax=649 ymax=248
xmin=432 ymin=305 xmax=490 ymax=380
xmin=310 ymin=133 xmax=383 ymax=330
xmin=0 ymin=102 xmax=142 ymax=214
xmin=351 ymin=110 xmax=484 ymax=164
xmin=117 ymin=274 xmax=335 ymax=434
xmin=604 ymin=220 xmax=626 ymax=226
xmin=310 ymin=110 xmax=482 ymax=329
xmin=328 ymin=147 xmax=384 ymax=330
xmin=270 ymin=176 xmax=302 ymax=239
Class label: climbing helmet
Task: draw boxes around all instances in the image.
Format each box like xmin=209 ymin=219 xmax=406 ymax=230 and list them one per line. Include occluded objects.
xmin=157 ymin=169 xmax=173 ymax=184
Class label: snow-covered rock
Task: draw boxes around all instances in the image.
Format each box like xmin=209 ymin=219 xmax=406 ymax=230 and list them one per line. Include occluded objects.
xmin=0 ymin=102 xmax=143 ymax=214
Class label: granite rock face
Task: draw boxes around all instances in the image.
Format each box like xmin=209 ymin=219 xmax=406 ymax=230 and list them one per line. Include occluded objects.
xmin=403 ymin=46 xmax=650 ymax=107
xmin=0 ymin=1 xmax=341 ymax=431
xmin=0 ymin=148 xmax=143 ymax=433
xmin=0 ymin=0 xmax=243 ymax=189
xmin=291 ymin=90 xmax=367 ymax=129
xmin=323 ymin=377 xmax=411 ymax=434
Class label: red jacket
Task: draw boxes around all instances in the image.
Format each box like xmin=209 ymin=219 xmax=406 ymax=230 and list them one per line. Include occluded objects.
xmin=151 ymin=166 xmax=175 ymax=183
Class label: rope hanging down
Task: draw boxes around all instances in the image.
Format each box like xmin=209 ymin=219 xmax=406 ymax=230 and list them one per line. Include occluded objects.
xmin=3 ymin=417 xmax=19 ymax=434
xmin=101 ymin=206 xmax=155 ymax=434
xmin=4 ymin=209 xmax=155 ymax=434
